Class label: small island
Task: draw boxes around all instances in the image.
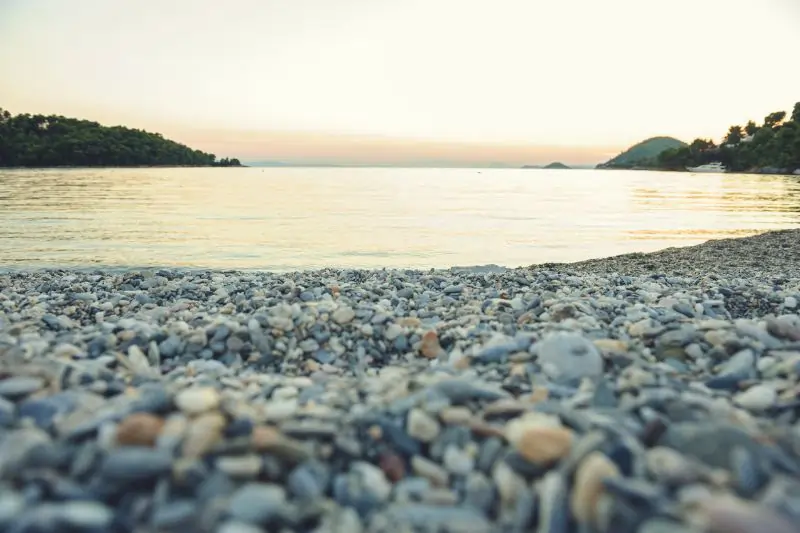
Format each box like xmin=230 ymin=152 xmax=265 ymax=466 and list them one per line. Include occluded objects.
xmin=521 ymin=162 xmax=571 ymax=170
xmin=597 ymin=102 xmax=800 ymax=174
xmin=0 ymin=108 xmax=242 ymax=168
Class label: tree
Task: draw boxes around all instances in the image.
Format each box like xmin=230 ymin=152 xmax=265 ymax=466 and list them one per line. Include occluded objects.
xmin=745 ymin=120 xmax=759 ymax=136
xmin=689 ymin=138 xmax=716 ymax=152
xmin=724 ymin=125 xmax=744 ymax=145
xmin=792 ymin=102 xmax=800 ymax=123
xmin=763 ymin=111 xmax=787 ymax=129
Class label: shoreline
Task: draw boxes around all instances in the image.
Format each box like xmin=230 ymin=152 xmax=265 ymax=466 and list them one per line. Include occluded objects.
xmin=2 ymin=228 xmax=799 ymax=278
xmin=1 ymin=230 xmax=799 ymax=532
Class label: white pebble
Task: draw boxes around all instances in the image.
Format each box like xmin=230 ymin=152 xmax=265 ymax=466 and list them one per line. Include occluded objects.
xmin=733 ymin=384 xmax=776 ymax=411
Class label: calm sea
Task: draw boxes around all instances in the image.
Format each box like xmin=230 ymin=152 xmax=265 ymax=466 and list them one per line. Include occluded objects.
xmin=1 ymin=167 xmax=799 ymax=271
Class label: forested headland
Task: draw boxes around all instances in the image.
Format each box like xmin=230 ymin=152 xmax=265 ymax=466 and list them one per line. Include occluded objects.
xmin=599 ymin=102 xmax=800 ymax=174
xmin=0 ymin=108 xmax=242 ymax=168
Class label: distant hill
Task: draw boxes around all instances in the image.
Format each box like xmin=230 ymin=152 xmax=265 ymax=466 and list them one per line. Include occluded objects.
xmin=521 ymin=162 xmax=571 ymax=169
xmin=0 ymin=108 xmax=242 ymax=168
xmin=598 ymin=137 xmax=686 ymax=169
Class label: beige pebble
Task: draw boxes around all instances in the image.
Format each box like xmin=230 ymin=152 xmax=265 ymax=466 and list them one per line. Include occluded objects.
xmin=407 ymin=408 xmax=441 ymax=442
xmin=182 ymin=411 xmax=225 ymax=458
xmin=438 ymin=406 xmax=473 ymax=425
xmin=175 ymin=387 xmax=220 ymax=416
xmin=571 ymin=451 xmax=621 ymax=526
xmin=516 ymin=426 xmax=574 ymax=465
xmin=332 ymin=306 xmax=355 ymax=324
xmin=398 ymin=317 xmax=421 ymax=328
xmin=592 ymin=338 xmax=628 ymax=354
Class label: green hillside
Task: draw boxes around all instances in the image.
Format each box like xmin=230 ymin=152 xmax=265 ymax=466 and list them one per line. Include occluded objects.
xmin=544 ymin=162 xmax=570 ymax=169
xmin=657 ymin=103 xmax=800 ymax=173
xmin=0 ymin=108 xmax=241 ymax=168
xmin=598 ymin=136 xmax=686 ymax=169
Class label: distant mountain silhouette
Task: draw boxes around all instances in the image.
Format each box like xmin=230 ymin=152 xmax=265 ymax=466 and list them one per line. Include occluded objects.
xmin=522 ymin=162 xmax=571 ymax=169
xmin=598 ymin=137 xmax=687 ymax=169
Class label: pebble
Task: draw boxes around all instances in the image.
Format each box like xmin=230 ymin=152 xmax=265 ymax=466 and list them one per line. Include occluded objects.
xmin=100 ymin=447 xmax=173 ymax=482
xmin=733 ymin=384 xmax=777 ymax=411
xmin=115 ymin=412 xmax=164 ymax=446
xmin=332 ymin=306 xmax=356 ymax=324
xmin=0 ymin=377 xmax=45 ymax=399
xmin=515 ymin=425 xmax=574 ymax=465
xmin=227 ymin=483 xmax=287 ymax=525
xmin=175 ymin=386 xmax=221 ymax=416
xmin=536 ymin=333 xmax=604 ymax=380
xmin=571 ymin=452 xmax=621 ymax=527
xmin=406 ymin=408 xmax=441 ymax=442
xmin=420 ymin=330 xmax=444 ymax=359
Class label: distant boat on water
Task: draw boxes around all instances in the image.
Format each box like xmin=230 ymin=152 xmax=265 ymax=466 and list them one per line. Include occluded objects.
xmin=687 ymin=162 xmax=726 ymax=173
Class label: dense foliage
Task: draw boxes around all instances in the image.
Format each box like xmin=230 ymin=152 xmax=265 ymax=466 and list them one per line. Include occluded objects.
xmin=0 ymin=108 xmax=241 ymax=167
xmin=598 ymin=137 xmax=686 ymax=169
xmin=657 ymin=103 xmax=800 ymax=173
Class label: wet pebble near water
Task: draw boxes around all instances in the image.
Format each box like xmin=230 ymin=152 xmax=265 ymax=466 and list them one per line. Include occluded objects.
xmin=1 ymin=263 xmax=800 ymax=533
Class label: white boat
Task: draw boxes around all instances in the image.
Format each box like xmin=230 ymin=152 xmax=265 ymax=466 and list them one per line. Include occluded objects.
xmin=686 ymin=162 xmax=726 ymax=173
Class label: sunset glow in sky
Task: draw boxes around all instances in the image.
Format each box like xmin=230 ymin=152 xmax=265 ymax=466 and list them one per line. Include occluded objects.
xmin=1 ymin=0 xmax=798 ymax=165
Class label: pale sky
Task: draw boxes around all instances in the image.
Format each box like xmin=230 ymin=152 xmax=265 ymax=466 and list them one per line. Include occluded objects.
xmin=1 ymin=0 xmax=798 ymax=165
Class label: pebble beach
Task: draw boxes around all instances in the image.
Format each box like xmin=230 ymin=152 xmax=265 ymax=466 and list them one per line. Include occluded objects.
xmin=1 ymin=229 xmax=800 ymax=533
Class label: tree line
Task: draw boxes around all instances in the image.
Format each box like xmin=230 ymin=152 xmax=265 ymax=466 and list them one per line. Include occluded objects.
xmin=657 ymin=102 xmax=800 ymax=173
xmin=0 ymin=108 xmax=242 ymax=168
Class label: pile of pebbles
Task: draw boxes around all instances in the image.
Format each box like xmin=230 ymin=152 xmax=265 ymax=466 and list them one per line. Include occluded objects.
xmin=1 ymin=232 xmax=800 ymax=532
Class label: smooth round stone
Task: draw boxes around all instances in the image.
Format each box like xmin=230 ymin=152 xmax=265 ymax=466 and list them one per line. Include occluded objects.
xmin=57 ymin=501 xmax=114 ymax=530
xmin=0 ymin=377 xmax=45 ymax=400
xmin=115 ymin=412 xmax=165 ymax=446
xmin=515 ymin=426 xmax=574 ymax=465
xmin=407 ymin=408 xmax=441 ymax=442
xmin=182 ymin=412 xmax=226 ymax=458
xmin=442 ymin=445 xmax=475 ymax=475
xmin=227 ymin=483 xmax=287 ymax=525
xmin=287 ymin=463 xmax=326 ymax=501
xmin=536 ymin=334 xmax=603 ymax=381
xmin=332 ymin=306 xmax=356 ymax=324
xmin=272 ymin=386 xmax=299 ymax=400
xmin=175 ymin=387 xmax=220 ymax=416
xmin=350 ymin=461 xmax=392 ymax=501
xmin=733 ymin=384 xmax=777 ymax=411
xmin=100 ymin=447 xmax=173 ymax=482
xmin=216 ymin=455 xmax=263 ymax=479
xmin=571 ymin=452 xmax=620 ymax=527
xmin=411 ymin=456 xmax=449 ymax=487
xmin=385 ymin=324 xmax=404 ymax=341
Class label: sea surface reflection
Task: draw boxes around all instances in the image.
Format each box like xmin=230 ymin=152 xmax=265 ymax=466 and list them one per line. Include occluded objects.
xmin=1 ymin=167 xmax=798 ymax=270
